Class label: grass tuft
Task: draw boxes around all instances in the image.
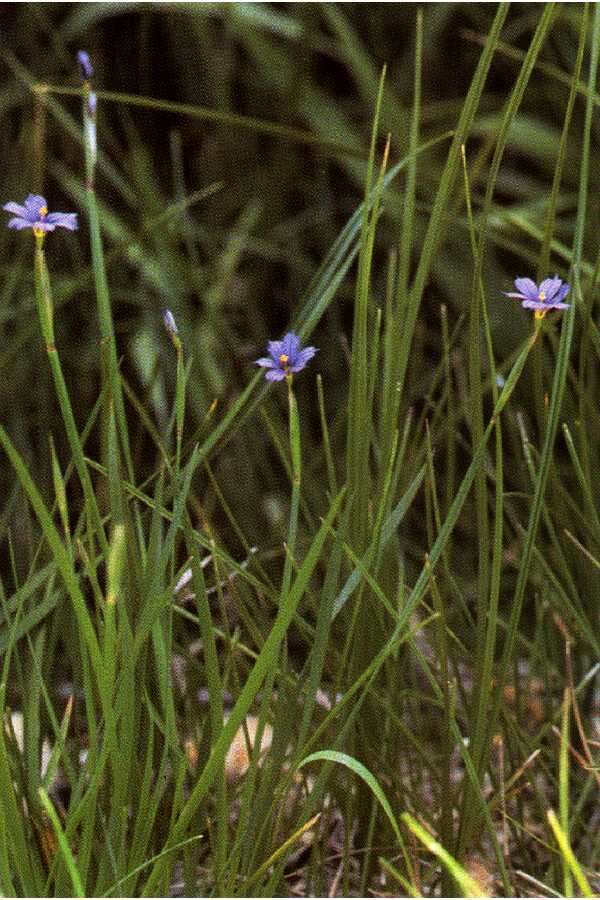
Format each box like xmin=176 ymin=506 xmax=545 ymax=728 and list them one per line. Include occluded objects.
xmin=0 ymin=6 xmax=598 ymax=897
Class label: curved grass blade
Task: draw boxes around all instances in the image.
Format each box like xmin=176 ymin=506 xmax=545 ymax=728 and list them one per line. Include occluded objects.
xmin=547 ymin=810 xmax=594 ymax=898
xmin=297 ymin=750 xmax=404 ymax=849
xmin=39 ymin=787 xmax=84 ymax=898
xmin=402 ymin=812 xmax=489 ymax=898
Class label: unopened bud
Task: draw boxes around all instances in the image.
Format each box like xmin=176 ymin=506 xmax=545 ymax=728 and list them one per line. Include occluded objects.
xmin=163 ymin=309 xmax=178 ymax=336
xmin=77 ymin=50 xmax=94 ymax=81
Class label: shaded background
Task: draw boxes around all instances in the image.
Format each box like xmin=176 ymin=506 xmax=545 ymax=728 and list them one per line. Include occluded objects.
xmin=0 ymin=3 xmax=593 ymax=567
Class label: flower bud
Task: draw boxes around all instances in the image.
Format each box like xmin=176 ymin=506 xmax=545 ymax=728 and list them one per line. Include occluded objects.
xmin=77 ymin=50 xmax=94 ymax=81
xmin=163 ymin=309 xmax=179 ymax=336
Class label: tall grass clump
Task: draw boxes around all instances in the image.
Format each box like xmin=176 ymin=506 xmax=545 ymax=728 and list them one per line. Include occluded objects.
xmin=0 ymin=4 xmax=598 ymax=897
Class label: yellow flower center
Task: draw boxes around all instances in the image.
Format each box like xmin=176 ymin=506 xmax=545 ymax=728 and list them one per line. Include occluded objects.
xmin=279 ymin=354 xmax=289 ymax=367
xmin=538 ymin=291 xmax=546 ymax=301
xmin=39 ymin=206 xmax=48 ymax=217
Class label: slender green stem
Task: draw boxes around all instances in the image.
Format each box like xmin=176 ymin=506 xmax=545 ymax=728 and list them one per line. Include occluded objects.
xmin=283 ymin=378 xmax=302 ymax=598
xmin=33 ymin=239 xmax=108 ymax=559
xmin=81 ymin=84 xmax=135 ymax=488
xmin=175 ymin=345 xmax=185 ymax=480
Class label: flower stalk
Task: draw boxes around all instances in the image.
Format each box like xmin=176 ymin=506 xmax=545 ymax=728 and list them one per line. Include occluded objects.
xmin=77 ymin=51 xmax=135 ymax=483
xmin=33 ymin=235 xmax=55 ymax=349
xmin=283 ymin=378 xmax=301 ymax=598
xmin=33 ymin=236 xmax=108 ymax=557
xmin=163 ymin=310 xmax=185 ymax=478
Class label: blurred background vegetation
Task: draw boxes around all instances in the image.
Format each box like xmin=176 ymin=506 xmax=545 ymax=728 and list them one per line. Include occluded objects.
xmin=2 ymin=4 xmax=598 ymax=679
xmin=2 ymin=3 xmax=594 ymax=570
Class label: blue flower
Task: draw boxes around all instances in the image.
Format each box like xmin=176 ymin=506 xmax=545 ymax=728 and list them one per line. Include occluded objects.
xmin=504 ymin=275 xmax=570 ymax=319
xmin=77 ymin=50 xmax=94 ymax=80
xmin=3 ymin=195 xmax=78 ymax=237
xmin=256 ymin=332 xmax=317 ymax=382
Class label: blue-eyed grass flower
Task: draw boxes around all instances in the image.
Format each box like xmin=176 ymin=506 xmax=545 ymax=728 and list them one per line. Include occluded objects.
xmin=3 ymin=195 xmax=78 ymax=239
xmin=504 ymin=275 xmax=570 ymax=320
xmin=256 ymin=332 xmax=317 ymax=382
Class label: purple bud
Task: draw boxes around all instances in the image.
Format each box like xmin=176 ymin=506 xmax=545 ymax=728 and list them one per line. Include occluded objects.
xmin=77 ymin=50 xmax=94 ymax=81
xmin=163 ymin=309 xmax=178 ymax=336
